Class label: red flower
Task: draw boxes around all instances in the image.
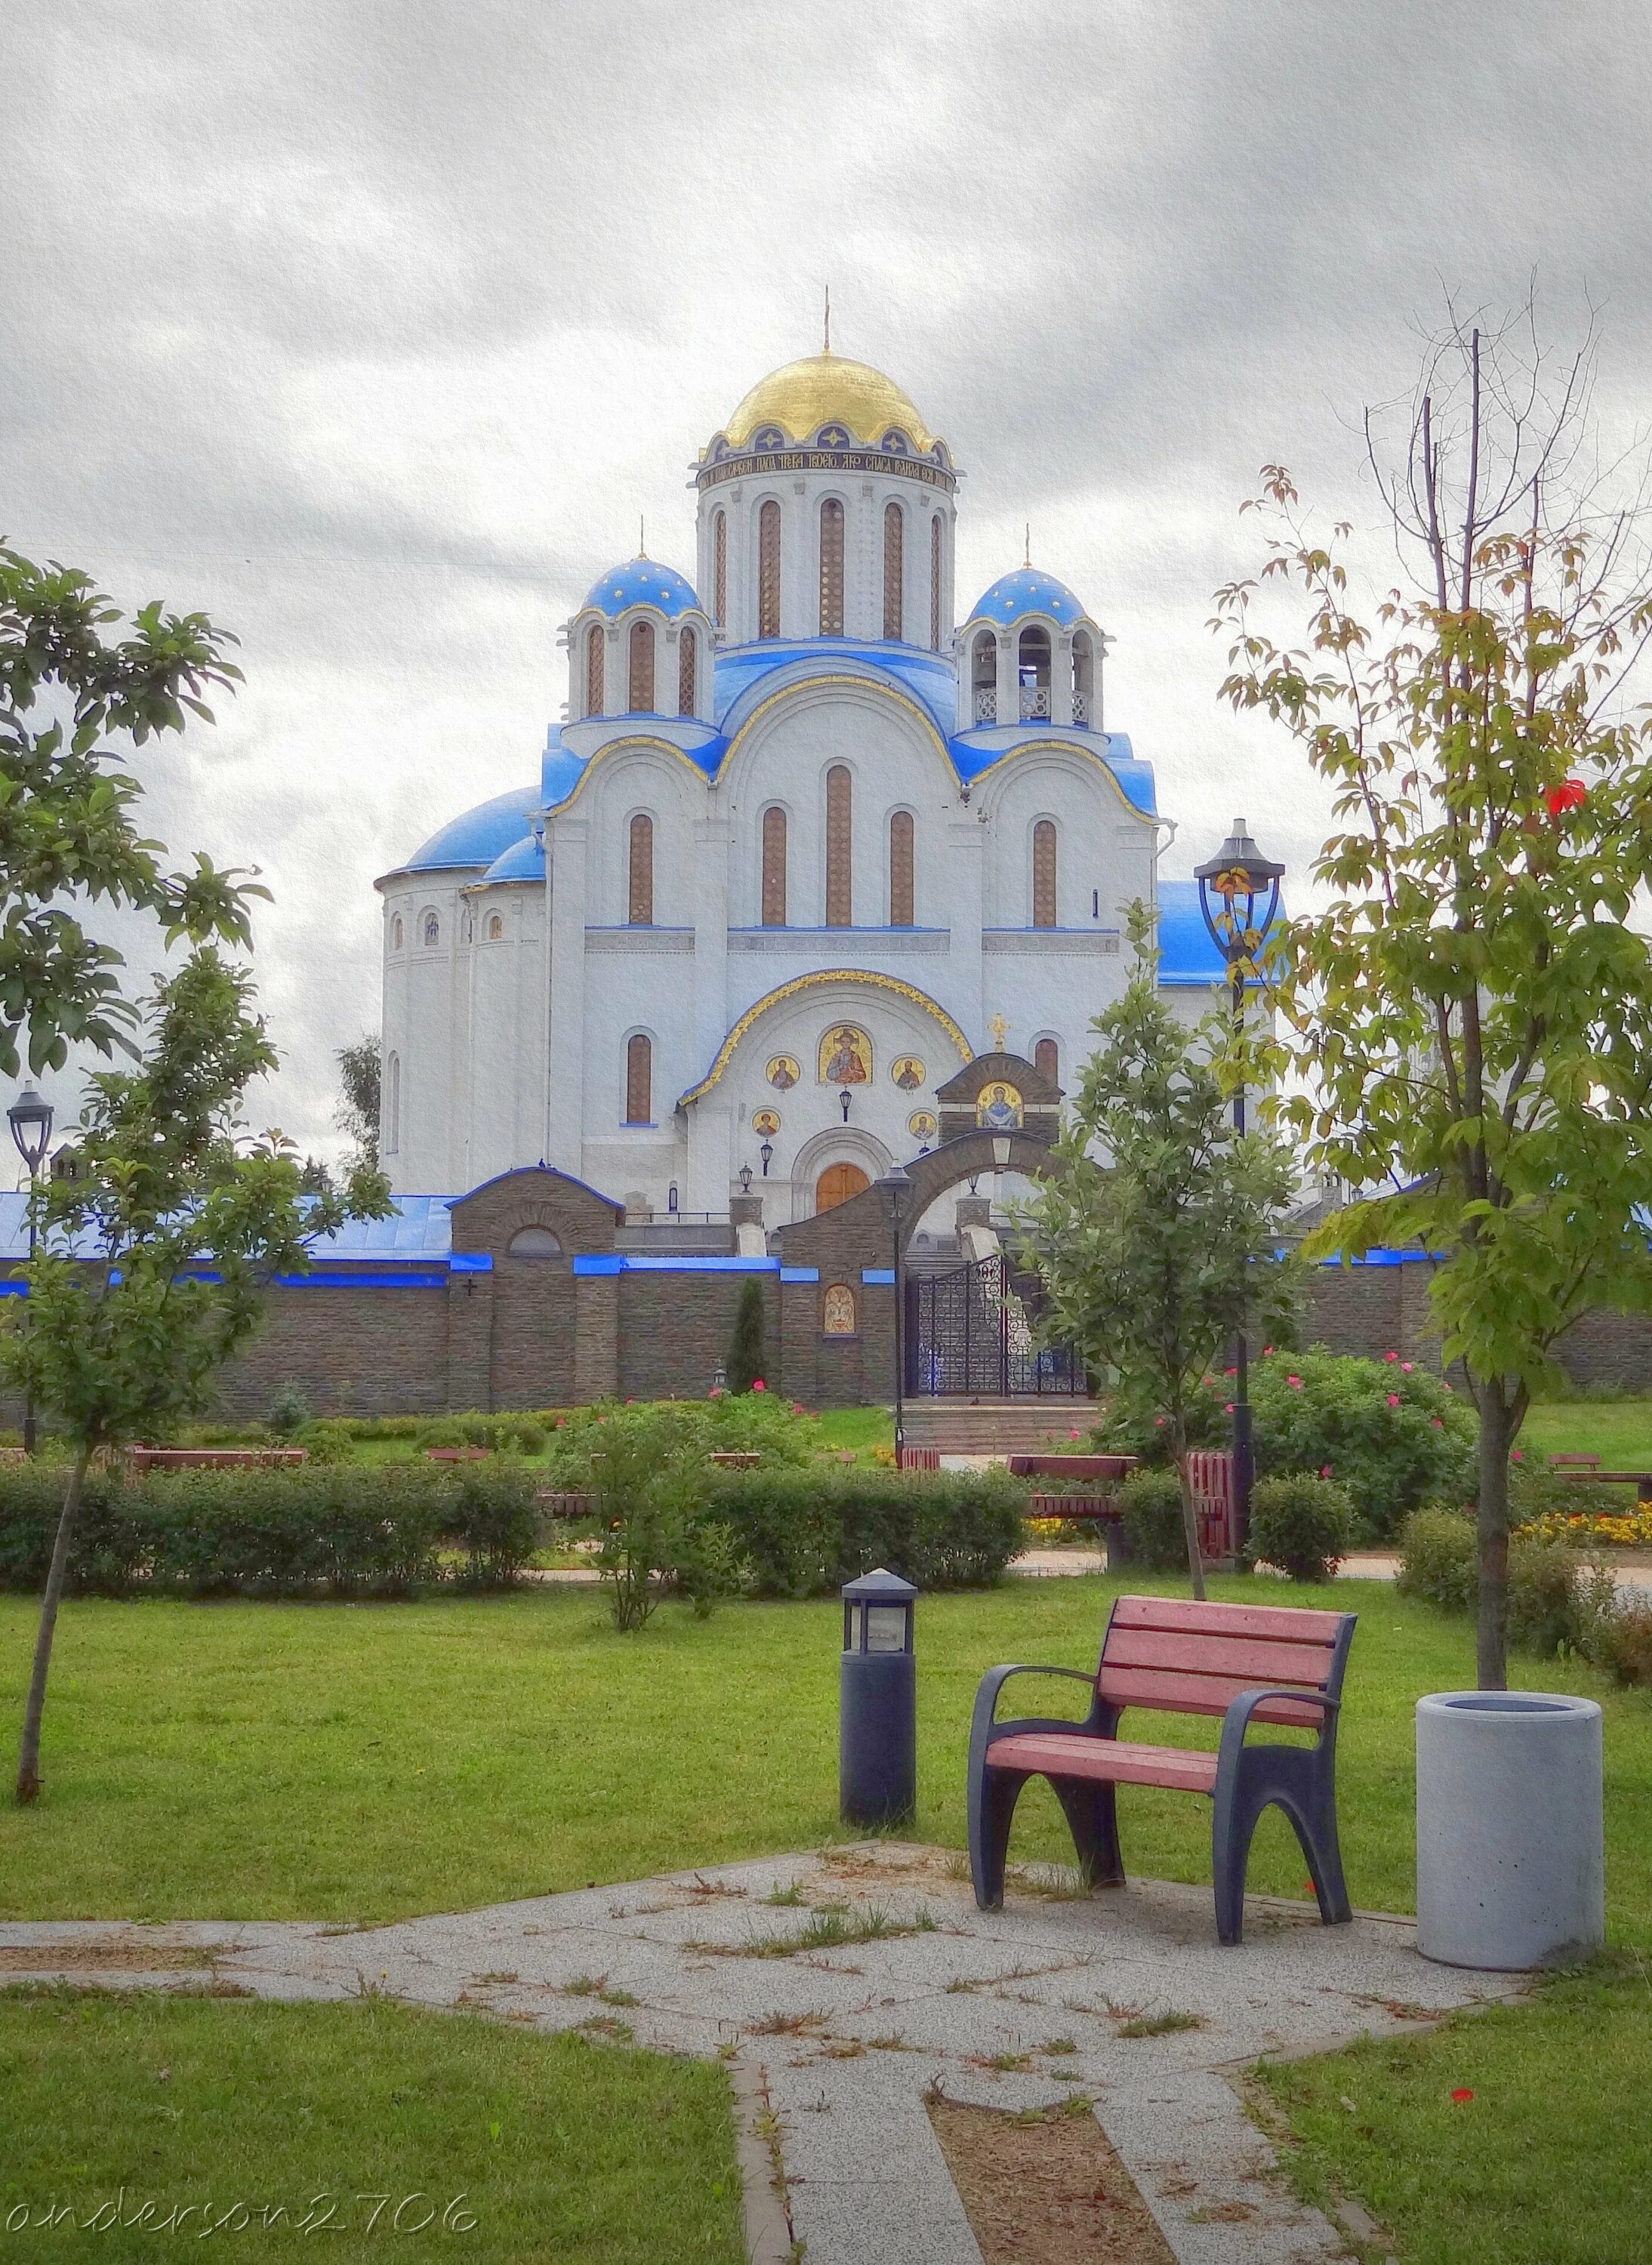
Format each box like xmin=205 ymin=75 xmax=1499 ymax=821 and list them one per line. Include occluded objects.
xmin=1154 ymin=1416 xmax=1166 ymax=1428
xmin=1401 ymin=1361 xmax=1414 ymax=1373
xmin=1512 ymin=1449 xmax=1524 ymax=1462
xmin=1451 ymin=2088 xmax=1475 ymax=2104
xmin=1431 ymin=1416 xmax=1444 ymax=1428
xmin=752 ymin=1378 xmax=766 ymax=1391
xmin=1224 ymin=1402 xmax=1235 ymax=1415
xmin=1225 ymin=1367 xmax=1236 ymax=1377
xmin=1387 ymin=1392 xmax=1401 ymax=1407
xmin=1384 ymin=1351 xmax=1399 ymax=1363
xmin=1546 ymin=779 xmax=1586 ymax=815
xmin=1321 ymin=1464 xmax=1333 ymax=1478
xmin=708 ymin=1387 xmax=723 ymax=1400
xmin=1288 ymin=1376 xmax=1303 ymax=1389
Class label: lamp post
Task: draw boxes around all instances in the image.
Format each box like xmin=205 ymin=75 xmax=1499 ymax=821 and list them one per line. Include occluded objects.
xmin=760 ymin=1140 xmax=774 ymax=1178
xmin=874 ymin=1163 xmax=914 ymax=1470
xmin=1194 ymin=818 xmax=1284 ymax=1552
xmin=8 ymin=1087 xmax=54 ymax=1456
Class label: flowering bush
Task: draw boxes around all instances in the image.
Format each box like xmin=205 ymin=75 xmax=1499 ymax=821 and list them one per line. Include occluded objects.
xmin=1521 ymin=1506 xmax=1652 ymax=1550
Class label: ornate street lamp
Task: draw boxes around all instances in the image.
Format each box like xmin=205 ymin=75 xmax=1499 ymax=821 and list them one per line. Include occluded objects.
xmin=738 ymin=1163 xmax=754 ymax=1195
xmin=759 ymin=1140 xmax=774 ymax=1178
xmin=1194 ymin=819 xmax=1284 ymax=1550
xmin=874 ymin=1163 xmax=914 ymax=1470
xmin=8 ymin=1087 xmax=53 ymax=1457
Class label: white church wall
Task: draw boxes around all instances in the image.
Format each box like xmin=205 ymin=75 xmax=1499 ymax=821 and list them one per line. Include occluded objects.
xmin=465 ymin=885 xmax=545 ymax=1188
xmin=695 ymin=468 xmax=954 ymax=650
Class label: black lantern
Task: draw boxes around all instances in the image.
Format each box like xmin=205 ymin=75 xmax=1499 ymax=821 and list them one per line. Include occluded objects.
xmin=759 ymin=1140 xmax=774 ymax=1178
xmin=839 ymin=1087 xmax=852 ymax=1122
xmin=738 ymin=1163 xmax=754 ymax=1195
xmin=874 ymin=1165 xmax=915 ymax=1469
xmin=8 ymin=1086 xmax=51 ymax=1459
xmin=840 ymin=1567 xmax=917 ymax=1827
xmin=1194 ymin=817 xmax=1284 ymax=974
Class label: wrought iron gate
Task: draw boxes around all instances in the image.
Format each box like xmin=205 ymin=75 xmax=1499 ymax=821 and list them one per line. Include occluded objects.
xmin=905 ymin=1253 xmax=1088 ymax=1398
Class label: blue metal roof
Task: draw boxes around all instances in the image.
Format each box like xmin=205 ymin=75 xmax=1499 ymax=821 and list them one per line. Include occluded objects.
xmin=710 ymin=639 xmax=957 ymax=740
xmin=542 ymin=730 xmax=585 ymax=809
xmin=582 ymin=557 xmax=700 ymax=621
xmin=0 ymin=1191 xmax=459 ymax=1266
xmin=1155 ymin=880 xmax=1230 ymax=985
xmin=482 ymin=834 xmax=544 ymax=884
xmin=966 ymin=567 xmax=1087 ymax=629
xmin=400 ymin=785 xmax=544 ymax=875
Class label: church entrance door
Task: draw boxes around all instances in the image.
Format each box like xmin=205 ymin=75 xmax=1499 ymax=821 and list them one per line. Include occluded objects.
xmin=815 ymin=1162 xmax=871 ymax=1213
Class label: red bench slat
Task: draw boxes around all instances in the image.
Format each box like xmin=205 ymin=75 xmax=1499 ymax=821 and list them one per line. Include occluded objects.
xmin=1103 ymin=1626 xmax=1337 ymax=1687
xmin=1096 ymin=1666 xmax=1327 ymax=1727
xmin=988 ymin=1732 xmax=1219 ymax=1794
xmin=1111 ymin=1593 xmax=1345 ymax=1644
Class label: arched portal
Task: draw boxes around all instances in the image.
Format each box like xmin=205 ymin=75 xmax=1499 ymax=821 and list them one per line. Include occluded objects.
xmin=815 ymin=1161 xmax=870 ymax=1213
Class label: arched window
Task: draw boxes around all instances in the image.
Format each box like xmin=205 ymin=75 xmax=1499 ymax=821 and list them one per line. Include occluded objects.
xmin=1032 ymin=820 xmax=1057 ymax=928
xmin=585 ymin=622 xmax=605 ymax=717
xmin=825 ymin=764 xmax=852 ymax=926
xmin=757 ymin=500 xmax=781 ymax=639
xmin=1019 ymin=625 xmax=1051 ymax=720
xmin=972 ymin=631 xmax=997 ymax=724
xmin=882 ymin=501 xmax=904 ymax=640
xmin=888 ymin=809 xmax=914 ymax=927
xmin=761 ymin=806 xmax=787 ymax=926
xmin=1034 ymin=1037 xmax=1059 ymax=1085
xmin=624 ymin=1033 xmax=652 ymax=1125
xmin=930 ymin=514 xmax=943 ymax=649
xmin=712 ymin=510 xmax=727 ymax=627
xmin=1071 ymin=630 xmax=1094 ymax=727
xmin=422 ymin=911 xmax=441 ymax=948
xmin=508 ymin=1225 xmax=562 ymax=1258
xmin=485 ymin=912 xmax=503 ymax=941
xmin=627 ymin=813 xmax=653 ymax=926
xmin=818 ymin=498 xmax=844 ymax=636
xmin=628 ymin=618 xmax=655 ymax=713
xmin=822 ymin=1282 xmax=856 ymax=1335
xmin=391 ymin=915 xmax=404 ymax=951
xmin=677 ymin=624 xmax=697 ymax=716
xmin=385 ymin=1051 xmax=400 ymax=1154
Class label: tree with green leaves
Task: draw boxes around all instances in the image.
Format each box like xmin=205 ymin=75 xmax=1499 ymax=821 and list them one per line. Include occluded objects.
xmin=1213 ymin=306 xmax=1652 ymax=1686
xmin=334 ymin=1034 xmax=381 ymax=1170
xmin=725 ymin=1276 xmax=766 ymax=1395
xmin=9 ymin=950 xmax=390 ymax=1801
xmin=0 ymin=547 xmax=257 ymax=1074
xmin=1016 ymin=911 xmax=1299 ymax=1597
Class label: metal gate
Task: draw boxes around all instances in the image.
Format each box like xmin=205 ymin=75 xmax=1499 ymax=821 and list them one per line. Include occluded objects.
xmin=905 ymin=1253 xmax=1088 ymax=1398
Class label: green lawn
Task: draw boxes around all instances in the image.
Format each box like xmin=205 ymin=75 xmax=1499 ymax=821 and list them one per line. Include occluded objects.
xmin=1522 ymin=1397 xmax=1652 ymax=1471
xmin=1254 ymin=1960 xmax=1652 ymax=2265
xmin=4 ymin=1577 xmax=1650 ymax=1937
xmin=0 ymin=1987 xmax=742 ymax=2262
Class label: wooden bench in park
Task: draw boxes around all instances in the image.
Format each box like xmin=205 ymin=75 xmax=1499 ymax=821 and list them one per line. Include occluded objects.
xmin=127 ymin=1447 xmax=308 ymax=1471
xmin=967 ymin=1593 xmax=1358 ymax=1945
xmin=1551 ymin=1451 xmax=1652 ymax=1504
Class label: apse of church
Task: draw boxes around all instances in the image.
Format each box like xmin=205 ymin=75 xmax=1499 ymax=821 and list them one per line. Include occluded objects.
xmin=375 ymin=342 xmax=1223 ymax=1222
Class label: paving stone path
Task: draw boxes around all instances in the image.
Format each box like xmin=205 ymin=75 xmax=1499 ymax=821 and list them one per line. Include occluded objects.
xmin=1 ymin=1845 xmax=1522 ymax=2264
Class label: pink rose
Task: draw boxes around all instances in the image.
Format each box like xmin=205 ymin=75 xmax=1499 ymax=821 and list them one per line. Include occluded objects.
xmin=1224 ymin=1402 xmax=1234 ymax=1414
xmin=753 ymin=1379 xmax=766 ymax=1391
xmin=1431 ymin=1416 xmax=1444 ymax=1428
xmin=1225 ymin=1367 xmax=1236 ymax=1377
xmin=1069 ymin=1428 xmax=1080 ymax=1440
xmin=1320 ymin=1464 xmax=1333 ymax=1478
xmin=1154 ymin=1416 xmax=1166 ymax=1428
xmin=1384 ymin=1351 xmax=1398 ymax=1363
xmin=708 ymin=1388 xmax=723 ymax=1400
xmin=1288 ymin=1376 xmax=1303 ymax=1390
xmin=1263 ymin=1346 xmax=1274 ymax=1356
xmin=1386 ymin=1393 xmax=1401 ymax=1407
xmin=1401 ymin=1362 xmax=1414 ymax=1373
xmin=1512 ymin=1450 xmax=1524 ymax=1462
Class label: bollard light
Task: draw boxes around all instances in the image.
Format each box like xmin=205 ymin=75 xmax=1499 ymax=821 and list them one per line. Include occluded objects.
xmin=840 ymin=1566 xmax=917 ymax=1829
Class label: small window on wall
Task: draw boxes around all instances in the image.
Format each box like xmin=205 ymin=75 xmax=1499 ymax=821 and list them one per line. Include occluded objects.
xmin=758 ymin=500 xmax=781 ymax=638
xmin=628 ymin=618 xmax=655 ymax=713
xmin=1032 ymin=820 xmax=1057 ymax=928
xmin=628 ymin=812 xmax=654 ymax=925
xmin=677 ymin=624 xmax=697 ymax=716
xmin=882 ymin=501 xmax=904 ymax=639
xmin=761 ymin=806 xmax=787 ymax=926
xmin=1034 ymin=1037 xmax=1059 ymax=1085
xmin=391 ymin=916 xmax=404 ymax=951
xmin=888 ymin=809 xmax=914 ymax=927
xmin=825 ymin=764 xmax=852 ymax=926
xmin=822 ymin=1282 xmax=856 ymax=1336
xmin=930 ymin=513 xmax=943 ymax=649
xmin=422 ymin=911 xmax=441 ymax=948
xmin=624 ymin=1033 xmax=652 ymax=1124
xmin=486 ymin=913 xmax=504 ymax=941
xmin=585 ymin=622 xmax=605 ymax=717
xmin=713 ymin=509 xmax=727 ymax=626
xmin=818 ymin=498 xmax=844 ymax=635
xmin=385 ymin=1052 xmax=401 ymax=1154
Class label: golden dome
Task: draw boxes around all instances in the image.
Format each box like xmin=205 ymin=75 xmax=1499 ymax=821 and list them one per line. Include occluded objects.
xmin=714 ymin=352 xmax=940 ymax=455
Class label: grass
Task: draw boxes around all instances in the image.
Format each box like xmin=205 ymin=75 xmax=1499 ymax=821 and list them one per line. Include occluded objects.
xmin=1521 ymin=1397 xmax=1652 ymax=1473
xmin=4 ymin=1575 xmax=1651 ymax=1936
xmin=1255 ymin=1959 xmax=1652 ymax=2265
xmin=0 ymin=1986 xmax=743 ymax=2262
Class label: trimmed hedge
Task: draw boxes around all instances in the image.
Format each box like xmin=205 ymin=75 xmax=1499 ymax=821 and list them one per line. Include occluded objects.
xmin=0 ymin=1460 xmax=541 ymax=1598
xmin=704 ymin=1465 xmax=1025 ymax=1596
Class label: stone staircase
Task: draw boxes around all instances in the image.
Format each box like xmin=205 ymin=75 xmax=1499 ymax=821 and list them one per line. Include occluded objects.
xmin=902 ymin=1398 xmax=1100 ymax=1456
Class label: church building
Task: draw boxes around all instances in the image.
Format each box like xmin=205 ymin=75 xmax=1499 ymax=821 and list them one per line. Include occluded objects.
xmin=375 ymin=345 xmax=1225 ymax=1223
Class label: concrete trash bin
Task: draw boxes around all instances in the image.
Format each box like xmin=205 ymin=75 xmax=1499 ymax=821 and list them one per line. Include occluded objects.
xmin=1416 ymin=1690 xmax=1604 ymax=1971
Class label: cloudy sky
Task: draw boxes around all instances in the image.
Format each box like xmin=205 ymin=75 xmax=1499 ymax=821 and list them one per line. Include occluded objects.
xmin=4 ymin=0 xmax=1649 ymax=1167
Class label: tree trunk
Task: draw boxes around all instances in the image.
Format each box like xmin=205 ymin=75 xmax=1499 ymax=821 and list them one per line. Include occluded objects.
xmin=1175 ymin=1449 xmax=1207 ymax=1604
xmin=15 ymin=1442 xmax=91 ymax=1804
xmin=1475 ymin=1390 xmax=1513 ymax=1691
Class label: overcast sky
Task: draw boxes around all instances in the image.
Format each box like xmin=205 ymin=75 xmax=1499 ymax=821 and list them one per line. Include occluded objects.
xmin=4 ymin=0 xmax=1649 ymax=1169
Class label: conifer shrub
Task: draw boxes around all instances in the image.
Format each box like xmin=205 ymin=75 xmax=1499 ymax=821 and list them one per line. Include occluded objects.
xmin=725 ymin=1278 xmax=768 ymax=1395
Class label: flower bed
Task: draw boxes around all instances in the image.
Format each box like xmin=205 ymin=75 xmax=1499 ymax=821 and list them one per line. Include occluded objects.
xmin=1521 ymin=1506 xmax=1652 ymax=1550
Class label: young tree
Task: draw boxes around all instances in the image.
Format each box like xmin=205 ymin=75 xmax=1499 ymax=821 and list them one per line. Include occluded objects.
xmin=0 ymin=547 xmax=257 ymax=1073
xmin=334 ymin=1034 xmax=381 ymax=1169
xmin=8 ymin=951 xmax=390 ymax=1801
xmin=1016 ymin=914 xmax=1299 ymax=1598
xmin=725 ymin=1276 xmax=767 ymax=1395
xmin=1213 ymin=306 xmax=1652 ymax=1686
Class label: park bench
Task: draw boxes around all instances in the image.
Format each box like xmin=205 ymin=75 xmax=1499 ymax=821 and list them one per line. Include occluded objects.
xmin=967 ymin=1593 xmax=1358 ymax=1946
xmin=127 ymin=1447 xmax=307 ymax=1471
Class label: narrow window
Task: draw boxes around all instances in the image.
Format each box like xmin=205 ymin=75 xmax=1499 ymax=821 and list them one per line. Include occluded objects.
xmin=1019 ymin=625 xmax=1051 ymax=720
xmin=423 ymin=911 xmax=441 ymax=947
xmin=758 ymin=500 xmax=781 ymax=638
xmin=1032 ymin=819 xmax=1057 ymax=928
xmin=882 ymin=501 xmax=904 ymax=639
xmin=713 ymin=509 xmax=727 ymax=627
xmin=818 ymin=498 xmax=844 ymax=635
xmin=486 ymin=913 xmax=503 ymax=941
xmin=1071 ymin=630 xmax=1093 ymax=727
xmin=826 ymin=764 xmax=852 ymax=926
xmin=1034 ymin=1037 xmax=1059 ymax=1085
xmin=628 ymin=618 xmax=655 ymax=712
xmin=624 ymin=1033 xmax=652 ymax=1124
xmin=888 ymin=810 xmax=914 ymax=927
xmin=385 ymin=1051 xmax=401 ymax=1154
xmin=628 ymin=813 xmax=653 ymax=926
xmin=391 ymin=915 xmax=404 ymax=951
xmin=761 ymin=806 xmax=787 ymax=926
xmin=677 ymin=624 xmax=697 ymax=716
xmin=929 ymin=514 xmax=943 ymax=649
xmin=972 ymin=631 xmax=997 ymax=724
xmin=585 ymin=622 xmax=605 ymax=716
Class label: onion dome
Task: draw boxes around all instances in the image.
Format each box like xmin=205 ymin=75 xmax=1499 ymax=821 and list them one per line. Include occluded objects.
xmin=581 ymin=557 xmax=700 ymax=620
xmin=710 ymin=353 xmax=940 ymax=456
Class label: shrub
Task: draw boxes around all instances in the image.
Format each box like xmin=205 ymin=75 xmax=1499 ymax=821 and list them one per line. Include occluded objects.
xmin=1395 ymin=1507 xmax=1476 ymax=1613
xmin=569 ymin=1404 xmax=719 ymax=1630
xmin=1247 ymin=1474 xmax=1354 ymax=1583
xmin=1397 ymin=1505 xmax=1617 ymax=1659
xmin=726 ymin=1277 xmax=766 ymax=1396
xmin=292 ymin=1418 xmax=357 ymax=1465
xmin=704 ymin=1465 xmax=1025 ymax=1597
xmin=1097 ymin=1348 xmax=1477 ymax=1541
xmin=267 ymin=1382 xmax=312 ymax=1435
xmin=1588 ymin=1597 xmax=1652 ymax=1688
xmin=1117 ymin=1468 xmax=1187 ymax=1573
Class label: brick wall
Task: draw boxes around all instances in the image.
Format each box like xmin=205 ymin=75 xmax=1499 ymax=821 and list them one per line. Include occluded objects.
xmin=618 ymin=1274 xmax=777 ymax=1400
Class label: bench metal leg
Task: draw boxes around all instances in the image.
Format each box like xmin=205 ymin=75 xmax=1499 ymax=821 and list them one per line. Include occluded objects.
xmin=969 ymin=1765 xmax=1028 ymax=1911
xmin=1213 ymin=1749 xmax=1350 ymax=1946
xmin=1053 ymin=1777 xmax=1125 ymax=1889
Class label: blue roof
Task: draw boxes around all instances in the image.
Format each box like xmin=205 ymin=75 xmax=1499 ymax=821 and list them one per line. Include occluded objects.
xmin=542 ymin=730 xmax=585 ymax=809
xmin=582 ymin=557 xmax=700 ymax=620
xmin=711 ymin=639 xmax=957 ymax=739
xmin=967 ymin=567 xmax=1087 ymax=628
xmin=482 ymin=835 xmax=544 ymax=884
xmin=400 ymin=785 xmax=543 ymax=875
xmin=1156 ymin=879 xmax=1244 ymax=985
xmin=0 ymin=1191 xmax=458 ymax=1265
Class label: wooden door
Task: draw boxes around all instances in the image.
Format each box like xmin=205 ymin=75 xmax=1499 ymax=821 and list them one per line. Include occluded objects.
xmin=815 ymin=1162 xmax=870 ymax=1213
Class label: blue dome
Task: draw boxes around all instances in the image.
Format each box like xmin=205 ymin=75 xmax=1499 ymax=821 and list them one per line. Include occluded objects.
xmin=400 ymin=786 xmax=541 ymax=874
xmin=968 ymin=567 xmax=1086 ymax=628
xmin=582 ymin=556 xmax=700 ymax=620
xmin=481 ymin=834 xmax=545 ymax=885
xmin=541 ymin=729 xmax=585 ymax=810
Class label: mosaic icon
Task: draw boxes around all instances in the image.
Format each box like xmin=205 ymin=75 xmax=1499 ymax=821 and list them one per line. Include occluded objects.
xmin=890 ymin=1054 xmax=926 ymax=1091
xmin=766 ymin=1054 xmax=800 ymax=1090
xmin=976 ymin=1080 xmax=1022 ymax=1130
xmin=752 ymin=1108 xmax=781 ymax=1136
xmin=818 ymin=1025 xmax=871 ymax=1084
